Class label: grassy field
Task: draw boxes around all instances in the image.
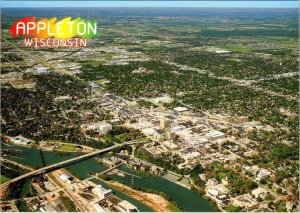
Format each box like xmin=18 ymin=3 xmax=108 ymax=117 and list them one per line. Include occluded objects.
xmin=46 ymin=140 xmax=76 ymax=152
xmin=57 ymin=144 xmax=76 ymax=152
xmin=219 ymin=44 xmax=253 ymax=52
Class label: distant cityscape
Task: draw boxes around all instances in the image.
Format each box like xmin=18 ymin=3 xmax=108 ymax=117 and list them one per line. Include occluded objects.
xmin=1 ymin=6 xmax=299 ymax=213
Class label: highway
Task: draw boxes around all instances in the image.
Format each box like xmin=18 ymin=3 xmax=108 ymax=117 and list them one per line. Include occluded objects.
xmin=0 ymin=140 xmax=143 ymax=188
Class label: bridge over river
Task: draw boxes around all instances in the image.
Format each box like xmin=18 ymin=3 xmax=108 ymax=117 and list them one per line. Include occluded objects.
xmin=0 ymin=140 xmax=143 ymax=188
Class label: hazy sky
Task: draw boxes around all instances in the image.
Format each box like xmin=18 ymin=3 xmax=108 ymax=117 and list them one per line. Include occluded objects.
xmin=2 ymin=1 xmax=299 ymax=8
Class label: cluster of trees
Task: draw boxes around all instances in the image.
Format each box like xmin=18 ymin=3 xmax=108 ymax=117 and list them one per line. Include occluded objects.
xmin=1 ymin=162 xmax=25 ymax=180
xmin=6 ymin=178 xmax=36 ymax=200
xmin=1 ymin=52 xmax=24 ymax=63
xmin=245 ymin=129 xmax=298 ymax=188
xmin=257 ymin=76 xmax=299 ymax=97
xmin=135 ymin=147 xmax=206 ymax=184
xmin=112 ymin=144 xmax=132 ymax=155
xmin=79 ymin=60 xmax=181 ymax=98
xmin=174 ymin=51 xmax=297 ymax=80
xmin=135 ymin=149 xmax=188 ymax=174
xmin=32 ymin=72 xmax=89 ymax=98
xmin=190 ymin=164 xmax=206 ymax=191
xmin=207 ymin=163 xmax=258 ymax=196
xmin=105 ymin=126 xmax=143 ymax=143
xmin=1 ymin=72 xmax=112 ymax=150
xmin=136 ymin=100 xmax=158 ymax=109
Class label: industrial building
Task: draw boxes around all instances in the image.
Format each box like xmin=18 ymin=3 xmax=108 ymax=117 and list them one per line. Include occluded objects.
xmin=92 ymin=185 xmax=113 ymax=200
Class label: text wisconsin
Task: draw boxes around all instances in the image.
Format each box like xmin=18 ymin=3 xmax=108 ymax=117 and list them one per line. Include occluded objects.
xmin=23 ymin=38 xmax=87 ymax=48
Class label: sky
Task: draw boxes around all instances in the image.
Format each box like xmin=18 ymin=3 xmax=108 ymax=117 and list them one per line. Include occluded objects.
xmin=1 ymin=1 xmax=299 ymax=8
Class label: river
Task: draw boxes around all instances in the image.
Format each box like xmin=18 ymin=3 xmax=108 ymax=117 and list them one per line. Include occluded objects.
xmin=3 ymin=143 xmax=213 ymax=212
xmin=107 ymin=165 xmax=213 ymax=212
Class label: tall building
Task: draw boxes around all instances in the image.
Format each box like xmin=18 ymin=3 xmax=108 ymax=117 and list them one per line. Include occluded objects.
xmin=160 ymin=118 xmax=171 ymax=129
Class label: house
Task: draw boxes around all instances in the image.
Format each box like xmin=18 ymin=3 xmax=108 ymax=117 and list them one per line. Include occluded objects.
xmin=117 ymin=200 xmax=139 ymax=212
xmin=199 ymin=174 xmax=207 ymax=181
xmin=256 ymin=169 xmax=271 ymax=180
xmin=252 ymin=187 xmax=267 ymax=199
xmin=207 ymin=178 xmax=218 ymax=187
xmin=286 ymin=202 xmax=294 ymax=212
xmin=92 ymin=185 xmax=113 ymax=200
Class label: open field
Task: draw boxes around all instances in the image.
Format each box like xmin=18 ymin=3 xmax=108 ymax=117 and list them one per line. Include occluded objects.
xmin=57 ymin=144 xmax=76 ymax=152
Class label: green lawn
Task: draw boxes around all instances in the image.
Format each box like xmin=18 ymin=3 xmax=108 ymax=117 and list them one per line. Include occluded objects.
xmin=46 ymin=140 xmax=76 ymax=152
xmin=0 ymin=175 xmax=11 ymax=184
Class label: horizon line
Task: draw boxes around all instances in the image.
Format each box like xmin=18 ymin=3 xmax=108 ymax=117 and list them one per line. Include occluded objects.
xmin=1 ymin=1 xmax=299 ymax=8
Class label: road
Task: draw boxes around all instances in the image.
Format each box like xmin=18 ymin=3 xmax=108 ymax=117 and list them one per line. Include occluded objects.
xmin=0 ymin=140 xmax=144 ymax=188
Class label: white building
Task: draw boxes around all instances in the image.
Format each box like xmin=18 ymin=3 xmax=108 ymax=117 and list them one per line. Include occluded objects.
xmin=252 ymin=187 xmax=267 ymax=199
xmin=117 ymin=200 xmax=139 ymax=212
xmin=205 ymin=131 xmax=225 ymax=141
xmin=12 ymin=136 xmax=31 ymax=145
xmin=59 ymin=173 xmax=73 ymax=184
xmin=183 ymin=151 xmax=200 ymax=160
xmin=171 ymin=125 xmax=186 ymax=132
xmin=92 ymin=185 xmax=113 ymax=200
xmin=206 ymin=185 xmax=230 ymax=208
xmin=232 ymin=194 xmax=257 ymax=208
xmin=34 ymin=67 xmax=49 ymax=74
xmin=86 ymin=121 xmax=112 ymax=133
xmin=173 ymin=107 xmax=189 ymax=113
xmin=256 ymin=169 xmax=271 ymax=180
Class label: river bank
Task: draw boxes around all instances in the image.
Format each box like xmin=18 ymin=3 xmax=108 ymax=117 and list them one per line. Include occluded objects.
xmin=107 ymin=180 xmax=178 ymax=212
